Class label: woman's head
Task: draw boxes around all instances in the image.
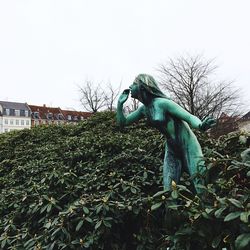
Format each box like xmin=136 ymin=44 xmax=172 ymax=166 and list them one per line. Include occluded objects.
xmin=129 ymin=74 xmax=167 ymax=101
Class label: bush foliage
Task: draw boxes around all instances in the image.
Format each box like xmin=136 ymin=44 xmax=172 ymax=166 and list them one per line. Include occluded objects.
xmin=0 ymin=112 xmax=249 ymax=250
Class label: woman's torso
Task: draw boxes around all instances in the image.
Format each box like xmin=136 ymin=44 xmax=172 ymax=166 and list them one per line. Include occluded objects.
xmin=143 ymin=101 xmax=193 ymax=143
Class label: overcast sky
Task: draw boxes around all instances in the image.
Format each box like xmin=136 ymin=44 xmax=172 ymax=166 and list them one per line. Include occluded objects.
xmin=0 ymin=0 xmax=249 ymax=111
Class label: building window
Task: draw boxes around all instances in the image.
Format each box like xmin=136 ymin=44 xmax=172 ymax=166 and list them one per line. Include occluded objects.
xmin=20 ymin=110 xmax=25 ymax=116
xmin=15 ymin=110 xmax=20 ymax=116
xmin=10 ymin=109 xmax=15 ymax=116
xmin=33 ymin=112 xmax=39 ymax=119
xmin=21 ymin=120 xmax=24 ymax=125
xmin=6 ymin=109 xmax=10 ymax=116
xmin=4 ymin=119 xmax=8 ymax=125
xmin=25 ymin=110 xmax=29 ymax=117
xmin=47 ymin=112 xmax=53 ymax=120
xmin=16 ymin=120 xmax=19 ymax=125
xmin=10 ymin=120 xmax=14 ymax=125
xmin=35 ymin=120 xmax=39 ymax=126
xmin=67 ymin=115 xmax=72 ymax=120
xmin=58 ymin=114 xmax=64 ymax=120
xmin=4 ymin=128 xmax=8 ymax=133
xmin=26 ymin=120 xmax=29 ymax=126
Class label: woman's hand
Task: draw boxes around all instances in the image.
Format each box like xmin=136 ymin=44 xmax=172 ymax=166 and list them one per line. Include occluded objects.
xmin=118 ymin=89 xmax=130 ymax=105
xmin=199 ymin=117 xmax=216 ymax=132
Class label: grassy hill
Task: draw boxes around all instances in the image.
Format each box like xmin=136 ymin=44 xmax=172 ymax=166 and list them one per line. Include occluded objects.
xmin=0 ymin=112 xmax=249 ymax=249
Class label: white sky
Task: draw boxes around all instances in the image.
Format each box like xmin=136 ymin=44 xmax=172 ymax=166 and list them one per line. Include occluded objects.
xmin=0 ymin=0 xmax=249 ymax=111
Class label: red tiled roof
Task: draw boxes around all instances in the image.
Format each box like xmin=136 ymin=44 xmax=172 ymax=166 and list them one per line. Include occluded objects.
xmin=28 ymin=104 xmax=63 ymax=120
xmin=61 ymin=109 xmax=92 ymax=121
xmin=28 ymin=104 xmax=92 ymax=121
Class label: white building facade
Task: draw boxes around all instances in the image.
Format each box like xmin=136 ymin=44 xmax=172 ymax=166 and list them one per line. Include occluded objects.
xmin=239 ymin=111 xmax=250 ymax=133
xmin=0 ymin=101 xmax=31 ymax=133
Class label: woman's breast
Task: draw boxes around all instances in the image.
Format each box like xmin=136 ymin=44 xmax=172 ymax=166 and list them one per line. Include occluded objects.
xmin=146 ymin=111 xmax=174 ymax=136
xmin=146 ymin=110 xmax=189 ymax=141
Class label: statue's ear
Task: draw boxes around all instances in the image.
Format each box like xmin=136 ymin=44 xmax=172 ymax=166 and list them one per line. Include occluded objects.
xmin=139 ymin=84 xmax=146 ymax=93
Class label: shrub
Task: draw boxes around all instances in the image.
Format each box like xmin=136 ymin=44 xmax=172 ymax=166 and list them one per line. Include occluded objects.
xmin=0 ymin=112 xmax=249 ymax=249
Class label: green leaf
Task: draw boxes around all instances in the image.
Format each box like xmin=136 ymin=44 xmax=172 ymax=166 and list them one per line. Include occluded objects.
xmin=40 ymin=204 xmax=48 ymax=213
xmin=103 ymin=220 xmax=112 ymax=228
xmin=48 ymin=241 xmax=56 ymax=250
xmin=235 ymin=233 xmax=250 ymax=249
xmin=224 ymin=211 xmax=241 ymax=221
xmin=228 ymin=198 xmax=243 ymax=208
xmin=240 ymin=211 xmax=250 ymax=223
xmin=131 ymin=187 xmax=137 ymax=194
xmin=45 ymin=221 xmax=52 ymax=229
xmin=1 ymin=239 xmax=6 ymax=249
xmin=95 ymin=220 xmax=102 ymax=230
xmin=85 ymin=217 xmax=93 ymax=223
xmin=152 ymin=190 xmax=168 ymax=198
xmin=205 ymin=208 xmax=214 ymax=214
xmin=212 ymin=234 xmax=221 ymax=248
xmin=51 ymin=228 xmax=61 ymax=236
xmin=83 ymin=206 xmax=89 ymax=214
xmin=215 ymin=207 xmax=226 ymax=218
xmin=76 ymin=220 xmax=84 ymax=231
xmin=239 ymin=135 xmax=247 ymax=144
xmin=151 ymin=202 xmax=162 ymax=211
xmin=96 ymin=205 xmax=102 ymax=214
xmin=168 ymin=204 xmax=182 ymax=210
xmin=171 ymin=190 xmax=178 ymax=199
xmin=47 ymin=203 xmax=52 ymax=212
xmin=24 ymin=238 xmax=35 ymax=248
xmin=177 ymin=184 xmax=192 ymax=193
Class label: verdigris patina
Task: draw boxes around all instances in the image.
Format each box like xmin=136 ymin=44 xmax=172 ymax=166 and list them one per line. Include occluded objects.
xmin=116 ymin=74 xmax=216 ymax=192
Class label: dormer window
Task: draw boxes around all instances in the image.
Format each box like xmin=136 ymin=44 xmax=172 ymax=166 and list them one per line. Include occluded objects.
xmin=15 ymin=110 xmax=20 ymax=116
xmin=57 ymin=114 xmax=64 ymax=120
xmin=74 ymin=116 xmax=78 ymax=121
xmin=10 ymin=109 xmax=15 ymax=116
xmin=33 ymin=112 xmax=40 ymax=119
xmin=67 ymin=115 xmax=72 ymax=120
xmin=20 ymin=110 xmax=25 ymax=116
xmin=5 ymin=108 xmax=10 ymax=116
xmin=47 ymin=112 xmax=53 ymax=120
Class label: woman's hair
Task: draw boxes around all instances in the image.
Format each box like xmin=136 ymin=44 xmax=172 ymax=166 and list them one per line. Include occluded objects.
xmin=134 ymin=74 xmax=168 ymax=99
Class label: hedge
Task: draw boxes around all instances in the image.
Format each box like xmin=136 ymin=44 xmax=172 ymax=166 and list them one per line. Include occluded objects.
xmin=0 ymin=112 xmax=249 ymax=249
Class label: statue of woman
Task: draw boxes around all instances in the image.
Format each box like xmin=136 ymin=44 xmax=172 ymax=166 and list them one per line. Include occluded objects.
xmin=116 ymin=74 xmax=215 ymax=192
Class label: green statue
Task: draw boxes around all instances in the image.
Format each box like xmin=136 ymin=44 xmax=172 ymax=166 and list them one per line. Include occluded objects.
xmin=116 ymin=74 xmax=216 ymax=192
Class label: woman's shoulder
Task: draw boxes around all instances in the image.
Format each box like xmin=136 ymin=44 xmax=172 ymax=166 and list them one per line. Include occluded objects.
xmin=153 ymin=97 xmax=172 ymax=107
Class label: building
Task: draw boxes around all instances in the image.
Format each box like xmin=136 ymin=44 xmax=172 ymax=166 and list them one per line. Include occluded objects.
xmin=28 ymin=104 xmax=92 ymax=127
xmin=0 ymin=101 xmax=92 ymax=133
xmin=0 ymin=101 xmax=31 ymax=133
xmin=238 ymin=111 xmax=250 ymax=132
xmin=210 ymin=112 xmax=239 ymax=138
xmin=61 ymin=109 xmax=92 ymax=124
xmin=28 ymin=104 xmax=65 ymax=126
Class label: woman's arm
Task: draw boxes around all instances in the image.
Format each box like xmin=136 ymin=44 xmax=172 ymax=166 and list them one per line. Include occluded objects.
xmin=158 ymin=99 xmax=215 ymax=130
xmin=116 ymin=90 xmax=144 ymax=127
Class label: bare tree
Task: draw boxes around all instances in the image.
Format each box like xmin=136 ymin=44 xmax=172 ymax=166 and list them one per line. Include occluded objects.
xmin=124 ymin=98 xmax=140 ymax=114
xmin=79 ymin=80 xmax=106 ymax=113
xmin=158 ymin=54 xmax=243 ymax=120
xmin=104 ymin=82 xmax=121 ymax=111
